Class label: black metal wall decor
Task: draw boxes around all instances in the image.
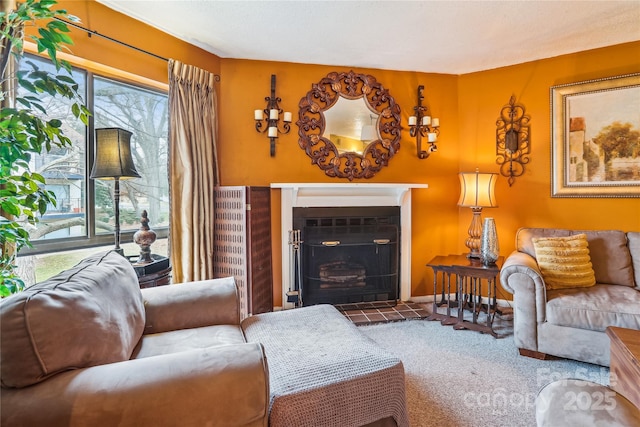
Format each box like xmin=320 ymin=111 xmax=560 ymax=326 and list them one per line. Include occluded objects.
xmin=254 ymin=74 xmax=292 ymax=156
xmin=496 ymin=95 xmax=530 ymax=186
xmin=408 ymin=85 xmax=440 ymax=159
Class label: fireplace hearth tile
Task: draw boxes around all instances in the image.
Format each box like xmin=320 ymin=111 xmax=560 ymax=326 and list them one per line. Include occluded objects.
xmin=383 ymin=312 xmax=405 ymax=322
xmin=346 ymin=314 xmax=370 ymax=324
xmin=365 ymin=313 xmax=387 ymax=323
xmin=337 ymin=301 xmax=429 ymax=325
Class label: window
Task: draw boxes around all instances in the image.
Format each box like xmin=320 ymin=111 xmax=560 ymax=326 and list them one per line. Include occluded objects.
xmin=18 ymin=55 xmax=169 ymax=281
xmin=92 ymin=77 xmax=169 ymax=237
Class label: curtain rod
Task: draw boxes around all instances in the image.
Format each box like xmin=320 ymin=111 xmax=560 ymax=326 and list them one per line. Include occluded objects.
xmin=55 ymin=17 xmax=221 ymax=81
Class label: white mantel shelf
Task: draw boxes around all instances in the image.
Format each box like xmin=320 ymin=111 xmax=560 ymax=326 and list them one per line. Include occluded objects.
xmin=271 ymin=183 xmax=428 ymax=309
xmin=271 ymin=183 xmax=428 ymax=207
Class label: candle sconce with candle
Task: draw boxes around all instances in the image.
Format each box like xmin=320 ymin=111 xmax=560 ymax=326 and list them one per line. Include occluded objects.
xmin=408 ymin=85 xmax=440 ymax=159
xmin=254 ymin=74 xmax=292 ymax=156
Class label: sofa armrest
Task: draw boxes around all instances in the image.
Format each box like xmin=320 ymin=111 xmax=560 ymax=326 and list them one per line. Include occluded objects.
xmin=141 ymin=276 xmax=240 ymax=334
xmin=500 ymin=251 xmax=548 ymax=352
xmin=1 ymin=343 xmax=269 ymax=427
xmin=500 ymin=251 xmax=544 ymax=294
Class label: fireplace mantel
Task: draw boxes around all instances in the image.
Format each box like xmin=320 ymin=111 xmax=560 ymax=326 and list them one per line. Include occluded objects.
xmin=271 ymin=183 xmax=428 ymax=309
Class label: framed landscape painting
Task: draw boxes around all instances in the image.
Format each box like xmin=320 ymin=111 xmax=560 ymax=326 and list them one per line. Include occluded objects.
xmin=551 ymin=73 xmax=640 ymax=197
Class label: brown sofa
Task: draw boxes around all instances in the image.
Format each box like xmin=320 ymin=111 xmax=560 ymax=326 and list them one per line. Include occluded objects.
xmin=1 ymin=250 xmax=408 ymax=427
xmin=500 ymin=228 xmax=640 ymax=366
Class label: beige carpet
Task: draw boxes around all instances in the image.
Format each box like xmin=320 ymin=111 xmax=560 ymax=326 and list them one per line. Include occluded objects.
xmin=357 ymin=312 xmax=608 ymax=427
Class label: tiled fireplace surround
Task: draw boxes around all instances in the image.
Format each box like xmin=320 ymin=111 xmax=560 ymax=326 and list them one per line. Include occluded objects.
xmin=271 ymin=183 xmax=428 ymax=309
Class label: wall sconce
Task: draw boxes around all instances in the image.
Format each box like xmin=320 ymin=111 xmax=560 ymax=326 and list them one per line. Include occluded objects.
xmin=90 ymin=128 xmax=140 ymax=256
xmin=496 ymin=95 xmax=531 ymax=186
xmin=458 ymin=169 xmax=498 ymax=258
xmin=408 ymin=85 xmax=440 ymax=159
xmin=254 ymin=74 xmax=291 ymax=157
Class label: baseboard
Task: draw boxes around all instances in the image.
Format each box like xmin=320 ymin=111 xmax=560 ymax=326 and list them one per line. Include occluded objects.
xmin=275 ymin=295 xmax=513 ymax=312
xmin=409 ymin=294 xmax=513 ymax=308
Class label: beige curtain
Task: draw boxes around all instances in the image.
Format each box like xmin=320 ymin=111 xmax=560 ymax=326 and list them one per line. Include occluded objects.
xmin=168 ymin=59 xmax=220 ymax=283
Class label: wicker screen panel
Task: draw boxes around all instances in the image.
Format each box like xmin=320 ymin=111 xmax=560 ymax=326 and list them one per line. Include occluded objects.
xmin=246 ymin=187 xmax=273 ymax=315
xmin=214 ymin=186 xmax=273 ymax=318
xmin=214 ymin=186 xmax=249 ymax=319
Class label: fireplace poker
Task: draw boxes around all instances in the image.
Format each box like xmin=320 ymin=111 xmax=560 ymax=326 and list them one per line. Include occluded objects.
xmin=287 ymin=229 xmax=303 ymax=307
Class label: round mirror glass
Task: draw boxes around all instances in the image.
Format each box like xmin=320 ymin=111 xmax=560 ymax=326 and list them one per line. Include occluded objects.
xmin=324 ymin=97 xmax=378 ymax=155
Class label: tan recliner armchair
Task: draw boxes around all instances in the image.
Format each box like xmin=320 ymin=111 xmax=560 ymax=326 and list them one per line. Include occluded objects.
xmin=1 ymin=251 xmax=269 ymax=427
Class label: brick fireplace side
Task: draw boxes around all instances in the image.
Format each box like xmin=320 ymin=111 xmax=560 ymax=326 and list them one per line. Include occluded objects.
xmin=271 ymin=183 xmax=428 ymax=309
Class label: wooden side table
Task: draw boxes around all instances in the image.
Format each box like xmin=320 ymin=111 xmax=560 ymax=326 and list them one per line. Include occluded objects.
xmin=606 ymin=326 xmax=640 ymax=409
xmin=127 ymin=255 xmax=171 ymax=288
xmin=426 ymin=254 xmax=504 ymax=337
xmin=426 ymin=255 xmax=459 ymax=325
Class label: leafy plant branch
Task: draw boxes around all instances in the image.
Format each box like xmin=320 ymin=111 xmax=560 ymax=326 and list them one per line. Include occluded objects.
xmin=1 ymin=0 xmax=90 ymax=296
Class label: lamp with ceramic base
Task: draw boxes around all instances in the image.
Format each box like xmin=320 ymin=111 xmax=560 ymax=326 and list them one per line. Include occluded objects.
xmin=90 ymin=128 xmax=140 ymax=256
xmin=458 ymin=169 xmax=498 ymax=259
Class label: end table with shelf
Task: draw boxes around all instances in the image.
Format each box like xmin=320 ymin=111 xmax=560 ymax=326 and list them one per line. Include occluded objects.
xmin=426 ymin=254 xmax=508 ymax=337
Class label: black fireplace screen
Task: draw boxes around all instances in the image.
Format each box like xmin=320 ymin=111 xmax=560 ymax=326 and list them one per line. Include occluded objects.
xmin=293 ymin=207 xmax=400 ymax=306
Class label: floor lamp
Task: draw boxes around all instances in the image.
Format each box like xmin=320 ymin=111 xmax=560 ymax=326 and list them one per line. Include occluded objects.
xmin=458 ymin=169 xmax=498 ymax=258
xmin=90 ymin=128 xmax=140 ymax=256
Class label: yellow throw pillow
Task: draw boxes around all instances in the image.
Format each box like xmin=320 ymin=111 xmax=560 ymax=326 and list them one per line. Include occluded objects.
xmin=532 ymin=233 xmax=596 ymax=290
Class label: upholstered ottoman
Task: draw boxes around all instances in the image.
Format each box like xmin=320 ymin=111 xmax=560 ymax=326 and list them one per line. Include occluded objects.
xmin=241 ymin=304 xmax=409 ymax=427
xmin=536 ymin=379 xmax=640 ymax=426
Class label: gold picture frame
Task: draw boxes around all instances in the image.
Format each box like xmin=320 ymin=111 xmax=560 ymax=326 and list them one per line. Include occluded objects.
xmin=551 ymin=73 xmax=640 ymax=197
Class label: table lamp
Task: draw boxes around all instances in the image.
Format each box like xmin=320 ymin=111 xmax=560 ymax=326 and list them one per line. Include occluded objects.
xmin=90 ymin=128 xmax=140 ymax=255
xmin=458 ymin=169 xmax=498 ymax=258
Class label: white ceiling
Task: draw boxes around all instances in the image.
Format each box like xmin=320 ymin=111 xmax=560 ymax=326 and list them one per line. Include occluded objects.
xmin=98 ymin=0 xmax=640 ymax=75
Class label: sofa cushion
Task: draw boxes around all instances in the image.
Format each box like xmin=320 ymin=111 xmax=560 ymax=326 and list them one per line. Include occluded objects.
xmin=628 ymin=232 xmax=640 ymax=290
xmin=532 ymin=234 xmax=596 ymax=290
xmin=0 ymin=251 xmax=145 ymax=388
xmin=546 ymin=285 xmax=640 ymax=332
xmin=586 ymin=230 xmax=635 ymax=287
xmin=131 ymin=324 xmax=247 ymax=359
xmin=517 ymin=228 xmax=635 ymax=287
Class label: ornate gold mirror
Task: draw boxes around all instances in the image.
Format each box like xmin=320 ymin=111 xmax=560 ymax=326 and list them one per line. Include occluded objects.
xmin=297 ymin=71 xmax=402 ymax=180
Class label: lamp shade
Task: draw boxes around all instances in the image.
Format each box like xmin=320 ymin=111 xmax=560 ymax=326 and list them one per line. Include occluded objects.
xmin=90 ymin=128 xmax=141 ymax=180
xmin=458 ymin=170 xmax=498 ymax=208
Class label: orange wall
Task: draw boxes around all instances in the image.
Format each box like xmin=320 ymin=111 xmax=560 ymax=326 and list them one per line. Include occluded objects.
xmin=42 ymin=2 xmax=640 ymax=304
xmin=458 ymin=42 xmax=640 ymax=300
xmin=217 ymin=60 xmax=461 ymax=304
xmin=219 ymin=44 xmax=640 ymax=304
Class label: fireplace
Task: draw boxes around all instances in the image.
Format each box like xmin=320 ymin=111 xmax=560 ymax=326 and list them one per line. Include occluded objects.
xmin=293 ymin=207 xmax=400 ymax=306
xmin=272 ymin=183 xmax=428 ymax=309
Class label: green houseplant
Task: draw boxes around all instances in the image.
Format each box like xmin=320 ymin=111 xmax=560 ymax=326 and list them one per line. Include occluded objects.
xmin=0 ymin=0 xmax=89 ymax=296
